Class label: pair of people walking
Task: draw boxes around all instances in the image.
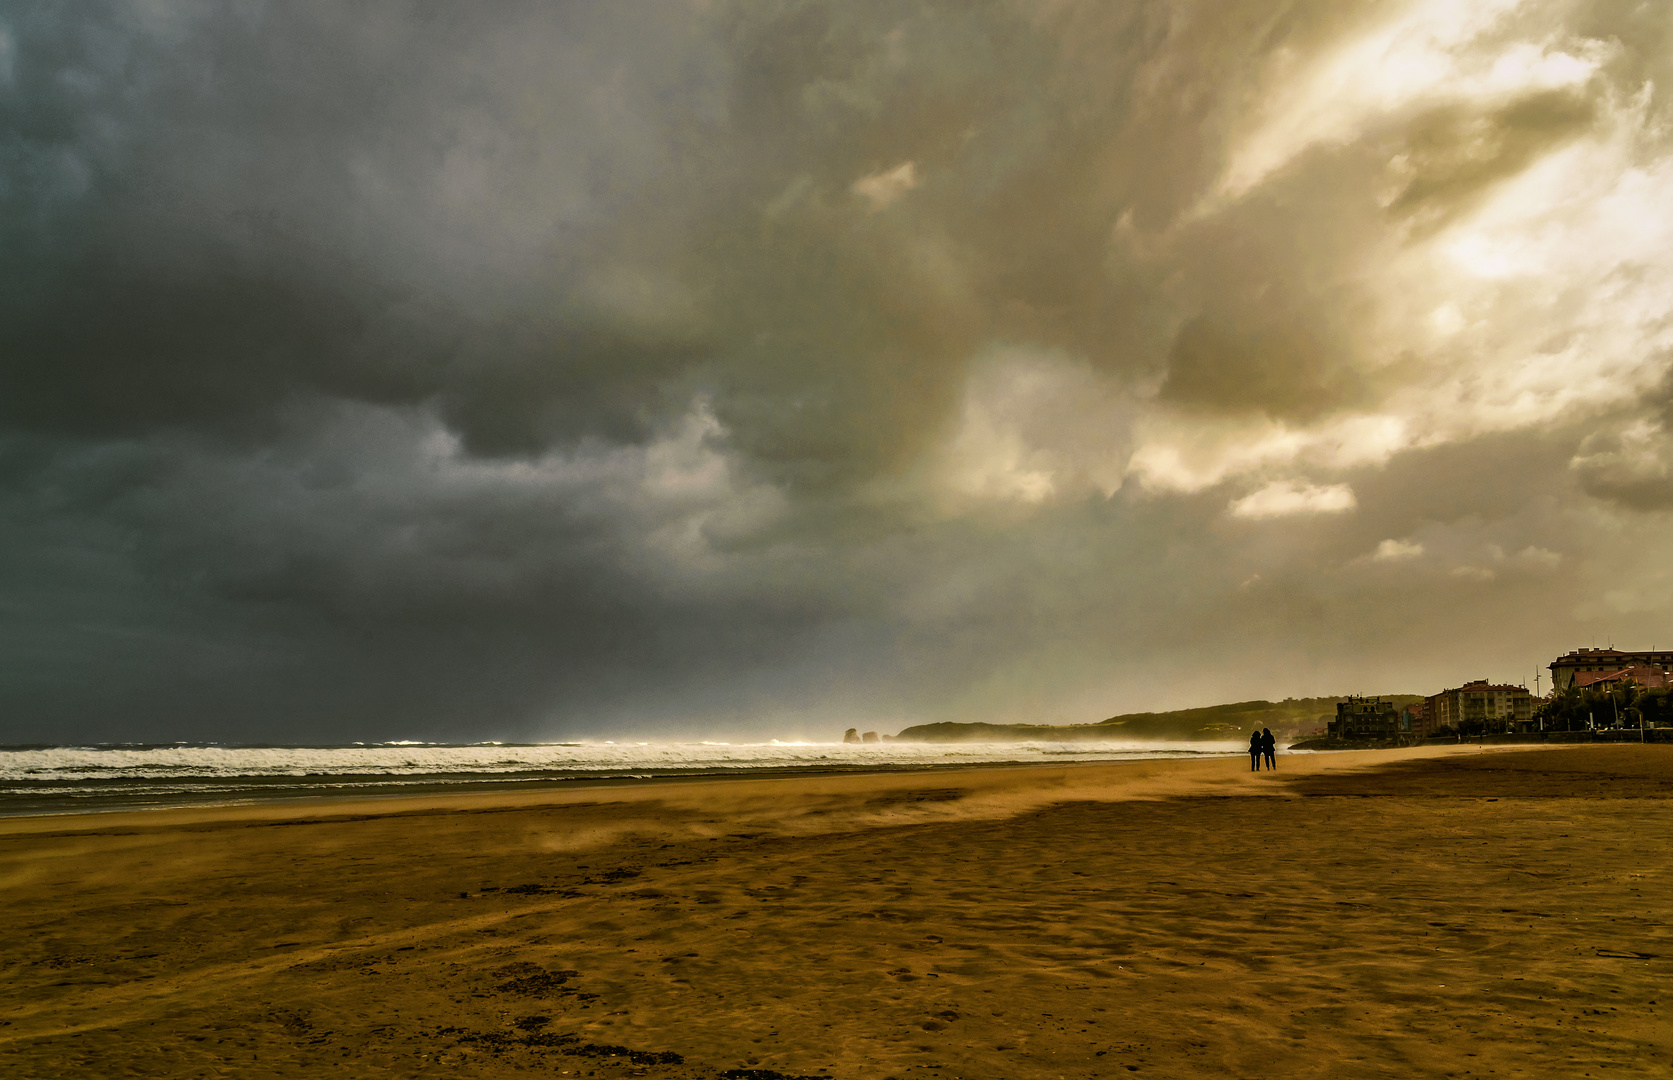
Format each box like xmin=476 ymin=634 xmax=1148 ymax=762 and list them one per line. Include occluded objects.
xmin=1249 ymin=728 xmax=1276 ymax=771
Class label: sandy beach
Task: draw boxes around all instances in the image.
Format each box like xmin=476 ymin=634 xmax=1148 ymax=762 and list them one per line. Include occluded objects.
xmin=2 ymin=744 xmax=1669 ymax=1079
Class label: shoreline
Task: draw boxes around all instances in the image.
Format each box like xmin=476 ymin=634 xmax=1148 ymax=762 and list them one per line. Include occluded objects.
xmin=0 ymin=741 xmax=1473 ymax=833
xmin=0 ymin=742 xmax=1297 ymax=823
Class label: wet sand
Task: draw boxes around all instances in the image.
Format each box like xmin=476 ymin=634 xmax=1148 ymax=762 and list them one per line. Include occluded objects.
xmin=2 ymin=744 xmax=1670 ymax=1079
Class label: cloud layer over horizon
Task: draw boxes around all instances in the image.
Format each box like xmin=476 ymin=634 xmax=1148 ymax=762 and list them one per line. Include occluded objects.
xmin=4 ymin=0 xmax=1672 ymax=742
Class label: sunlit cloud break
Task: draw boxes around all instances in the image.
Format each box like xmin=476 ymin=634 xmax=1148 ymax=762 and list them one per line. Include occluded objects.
xmin=1373 ymin=538 xmax=1426 ymax=561
xmin=1230 ymin=481 xmax=1358 ymax=520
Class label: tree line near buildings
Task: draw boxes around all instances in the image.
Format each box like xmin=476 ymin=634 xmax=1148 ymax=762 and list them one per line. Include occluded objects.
xmin=1534 ymin=680 xmax=1671 ymax=732
xmin=1418 ymin=679 xmax=1671 ymax=739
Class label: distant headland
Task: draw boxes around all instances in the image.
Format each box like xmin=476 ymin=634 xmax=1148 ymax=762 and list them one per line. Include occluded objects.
xmin=851 ymin=696 xmax=1422 ymax=746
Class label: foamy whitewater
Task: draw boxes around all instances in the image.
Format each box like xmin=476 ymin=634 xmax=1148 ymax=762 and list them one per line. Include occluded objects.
xmin=0 ymin=740 xmax=1257 ymax=816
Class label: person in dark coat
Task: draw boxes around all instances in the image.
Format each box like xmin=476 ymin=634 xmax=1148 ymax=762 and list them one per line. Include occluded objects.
xmin=1249 ymin=730 xmax=1263 ymax=771
xmin=1260 ymin=727 xmax=1277 ymax=770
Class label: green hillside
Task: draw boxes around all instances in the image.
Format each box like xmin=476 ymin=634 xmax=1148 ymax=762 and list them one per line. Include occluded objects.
xmin=891 ymin=695 xmax=1423 ymax=743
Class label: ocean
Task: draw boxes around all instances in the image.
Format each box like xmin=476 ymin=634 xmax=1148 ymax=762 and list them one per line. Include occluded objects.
xmin=0 ymin=739 xmax=1260 ymax=817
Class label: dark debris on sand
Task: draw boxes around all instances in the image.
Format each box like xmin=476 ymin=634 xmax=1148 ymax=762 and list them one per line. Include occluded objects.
xmin=440 ymin=962 xmax=834 ymax=1079
xmin=434 ymin=1023 xmax=839 ymax=1079
xmin=436 ymin=1026 xmax=685 ymax=1065
xmin=490 ymin=961 xmax=598 ymax=1002
xmin=500 ymin=882 xmax=582 ymax=897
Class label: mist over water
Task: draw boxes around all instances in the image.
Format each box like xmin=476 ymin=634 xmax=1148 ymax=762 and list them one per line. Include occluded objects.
xmin=0 ymin=740 xmax=1257 ymax=816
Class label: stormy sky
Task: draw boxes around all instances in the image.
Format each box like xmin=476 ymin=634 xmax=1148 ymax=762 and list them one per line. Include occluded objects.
xmin=3 ymin=1 xmax=1672 ymax=743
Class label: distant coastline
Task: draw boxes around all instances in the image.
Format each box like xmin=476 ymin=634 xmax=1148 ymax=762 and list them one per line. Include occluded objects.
xmin=887 ymin=695 xmax=1424 ymax=744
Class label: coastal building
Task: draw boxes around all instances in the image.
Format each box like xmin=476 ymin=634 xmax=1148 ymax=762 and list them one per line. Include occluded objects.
xmin=1328 ymin=696 xmax=1401 ymax=740
xmin=1549 ymin=648 xmax=1673 ymax=691
xmin=1424 ymin=681 xmax=1533 ymax=734
xmin=1570 ymin=665 xmax=1672 ymax=691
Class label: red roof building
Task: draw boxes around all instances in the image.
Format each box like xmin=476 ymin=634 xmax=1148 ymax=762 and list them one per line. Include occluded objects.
xmin=1550 ymin=648 xmax=1673 ymax=691
xmin=1570 ymin=665 xmax=1671 ymax=691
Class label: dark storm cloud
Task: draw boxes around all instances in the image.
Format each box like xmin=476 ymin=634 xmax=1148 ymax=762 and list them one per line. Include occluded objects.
xmin=0 ymin=2 xmax=715 ymax=446
xmin=1569 ymin=386 xmax=1673 ymax=511
xmin=0 ymin=404 xmax=866 ymax=740
xmin=1 ymin=1 xmax=1671 ymax=741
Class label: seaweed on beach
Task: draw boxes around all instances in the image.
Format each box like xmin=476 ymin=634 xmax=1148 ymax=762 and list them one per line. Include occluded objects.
xmin=499 ymin=882 xmax=581 ymax=897
xmin=435 ymin=1025 xmax=684 ymax=1065
xmin=489 ymin=961 xmax=596 ymax=1000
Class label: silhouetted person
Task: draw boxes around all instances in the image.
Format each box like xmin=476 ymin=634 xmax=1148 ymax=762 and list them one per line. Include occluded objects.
xmin=1249 ymin=730 xmax=1263 ymax=771
xmin=1260 ymin=727 xmax=1276 ymax=770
